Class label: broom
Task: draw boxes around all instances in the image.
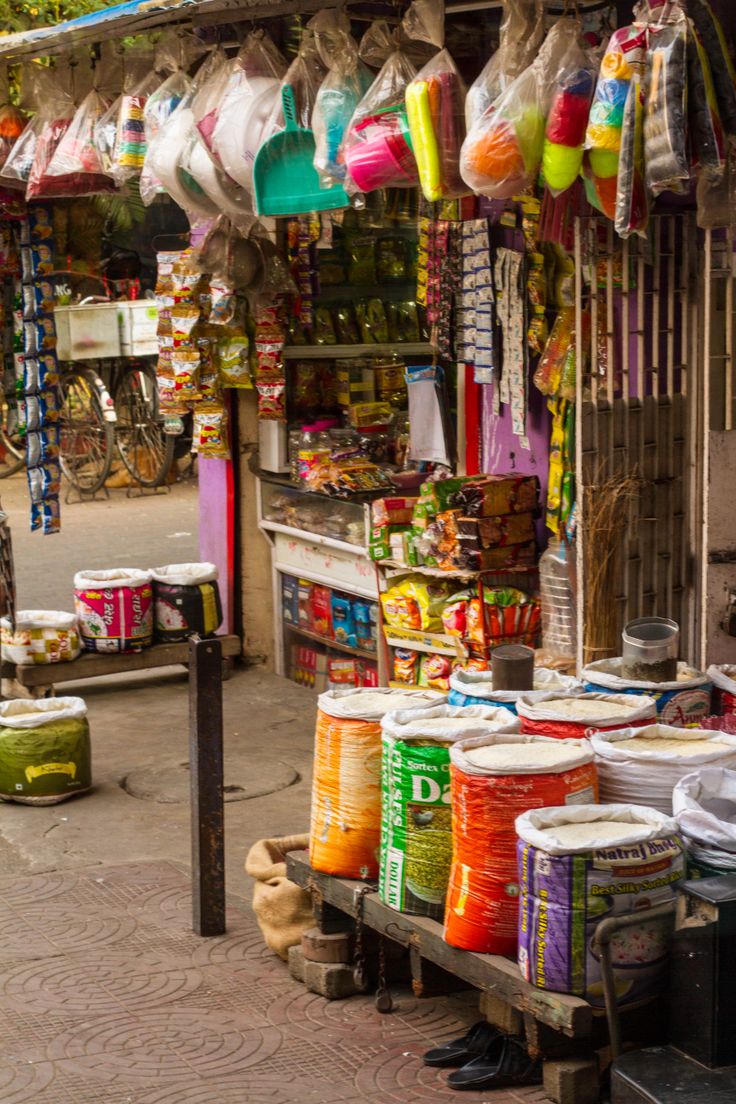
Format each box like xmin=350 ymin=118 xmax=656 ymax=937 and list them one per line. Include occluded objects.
xmin=582 ymin=473 xmax=642 ymax=666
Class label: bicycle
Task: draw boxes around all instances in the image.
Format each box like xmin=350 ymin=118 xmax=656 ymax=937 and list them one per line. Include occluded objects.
xmin=0 ymin=392 xmax=26 ymax=478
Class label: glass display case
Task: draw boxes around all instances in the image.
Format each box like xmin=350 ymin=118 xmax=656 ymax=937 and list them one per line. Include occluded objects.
xmin=259 ymin=477 xmax=370 ymax=550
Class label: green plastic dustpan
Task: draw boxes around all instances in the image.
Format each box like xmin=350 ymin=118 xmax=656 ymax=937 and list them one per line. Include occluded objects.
xmin=254 ymin=85 xmax=348 ymax=217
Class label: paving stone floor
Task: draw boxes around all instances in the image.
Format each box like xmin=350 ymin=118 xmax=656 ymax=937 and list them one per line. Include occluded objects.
xmin=0 ymin=860 xmax=553 ymax=1104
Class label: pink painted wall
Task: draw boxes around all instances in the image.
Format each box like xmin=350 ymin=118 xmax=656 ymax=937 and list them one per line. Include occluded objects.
xmin=198 ymin=456 xmax=235 ymax=635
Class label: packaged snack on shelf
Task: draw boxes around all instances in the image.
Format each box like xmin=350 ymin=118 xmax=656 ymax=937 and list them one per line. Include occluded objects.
xmin=298 ymin=579 xmax=314 ymax=629
xmin=282 ymin=574 xmax=299 ymax=625
xmin=369 ymin=524 xmax=411 ymax=562
xmin=465 ymin=586 xmax=541 ymax=648
xmin=331 ymin=592 xmax=357 ymax=647
xmin=393 ymin=647 xmax=419 ymax=684
xmin=448 ymin=474 xmax=539 ymax=517
xmin=349 ymin=401 xmax=393 ymax=428
xmin=418 ymin=651 xmax=455 ymax=692
xmin=455 ymin=540 xmax=538 ymax=573
xmin=312 ymin=585 xmax=332 ymax=637
xmin=353 ymin=599 xmax=377 ymax=652
xmin=372 ymin=496 xmax=419 ymax=527
xmin=381 ymin=575 xmax=461 ymax=632
xmin=456 ymin=512 xmax=537 ymax=550
xmin=328 ymin=657 xmax=360 ymax=689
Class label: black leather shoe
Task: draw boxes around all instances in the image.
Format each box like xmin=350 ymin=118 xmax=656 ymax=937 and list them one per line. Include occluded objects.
xmin=423 ymin=1021 xmax=500 ymax=1068
xmin=447 ymin=1035 xmax=543 ymax=1090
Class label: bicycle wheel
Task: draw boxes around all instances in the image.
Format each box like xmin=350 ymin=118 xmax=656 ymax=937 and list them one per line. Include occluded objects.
xmin=59 ymin=368 xmax=114 ymax=493
xmin=0 ymin=402 xmax=26 ymax=478
xmin=114 ymin=364 xmax=174 ymax=488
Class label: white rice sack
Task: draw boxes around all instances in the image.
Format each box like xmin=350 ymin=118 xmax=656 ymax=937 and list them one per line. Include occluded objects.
xmin=151 ymin=562 xmax=218 ymax=586
xmin=382 ymin=703 xmax=519 ymax=744
xmin=448 ymin=666 xmax=582 ymax=709
xmin=450 ymin=732 xmax=594 ymax=776
xmin=583 ymin=657 xmax=711 ymax=727
xmin=591 ymin=724 xmax=736 ymax=814
xmin=673 ymin=767 xmax=736 ymax=852
xmin=318 ymin=687 xmax=444 ymax=722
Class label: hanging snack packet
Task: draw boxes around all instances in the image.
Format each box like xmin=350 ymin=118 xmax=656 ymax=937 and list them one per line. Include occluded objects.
xmin=218 ymin=328 xmax=251 ymax=388
xmin=193 ymin=404 xmax=230 ymax=458
xmin=542 ymin=28 xmax=597 ymax=196
xmin=343 ymin=25 xmax=418 ymax=193
xmin=465 ymin=0 xmax=544 ymax=129
xmin=460 ymin=18 xmax=581 ymax=200
xmin=211 ymin=31 xmax=287 ymax=193
xmin=310 ymin=10 xmax=373 ymax=188
xmin=644 ymin=7 xmax=690 ymax=197
xmin=615 ymin=30 xmax=649 ymax=238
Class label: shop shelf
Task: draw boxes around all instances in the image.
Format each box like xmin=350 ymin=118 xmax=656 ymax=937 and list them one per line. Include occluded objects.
xmin=261 ymin=520 xmax=368 ymax=557
xmin=284 ymin=622 xmax=377 ymax=661
xmin=282 ymin=342 xmax=434 ymax=360
xmin=382 ymin=625 xmax=466 ymax=657
xmin=381 ymin=559 xmax=540 ymax=582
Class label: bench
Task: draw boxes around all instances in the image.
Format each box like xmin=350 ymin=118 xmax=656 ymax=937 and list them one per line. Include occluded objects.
xmin=287 ymin=850 xmax=662 ymax=1104
xmin=1 ymin=634 xmax=241 ymax=691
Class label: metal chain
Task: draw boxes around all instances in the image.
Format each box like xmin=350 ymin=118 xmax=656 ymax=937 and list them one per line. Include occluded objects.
xmin=375 ymin=936 xmax=393 ymax=1014
xmin=352 ymin=885 xmax=373 ymax=993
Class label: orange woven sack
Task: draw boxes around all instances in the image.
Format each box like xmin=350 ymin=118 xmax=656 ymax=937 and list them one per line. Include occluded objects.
xmin=309 ymin=688 xmax=442 ymax=879
xmin=516 ymin=691 xmax=657 ymax=740
xmin=444 ymin=733 xmax=598 ymax=956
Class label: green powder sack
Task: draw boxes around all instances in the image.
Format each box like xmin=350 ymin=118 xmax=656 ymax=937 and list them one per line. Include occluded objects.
xmin=379 ymin=703 xmax=519 ymax=917
xmin=0 ymin=697 xmax=91 ymax=805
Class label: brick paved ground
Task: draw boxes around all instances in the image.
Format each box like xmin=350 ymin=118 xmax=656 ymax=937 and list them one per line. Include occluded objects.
xmin=0 ymin=860 xmax=553 ymax=1104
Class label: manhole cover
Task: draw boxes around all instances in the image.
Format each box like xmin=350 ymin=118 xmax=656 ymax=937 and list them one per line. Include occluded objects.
xmin=123 ymin=756 xmax=298 ymax=804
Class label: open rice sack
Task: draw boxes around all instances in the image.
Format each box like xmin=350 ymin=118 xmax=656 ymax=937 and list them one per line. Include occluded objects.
xmin=379 ymin=703 xmax=518 ymax=918
xmin=448 ymin=666 xmax=582 ymax=714
xmin=517 ymin=691 xmax=657 ymax=739
xmin=151 ymin=562 xmax=222 ymax=643
xmin=1 ymin=609 xmax=80 ymax=665
xmin=516 ymin=803 xmax=685 ymax=1007
xmin=591 ymin=723 xmax=736 ymax=814
xmin=673 ymin=766 xmax=736 ymax=876
xmin=707 ymin=664 xmax=736 ymax=717
xmin=309 ymin=687 xmax=443 ymax=879
xmin=444 ymin=733 xmax=597 ymax=955
xmin=583 ymin=658 xmax=712 ymax=727
xmin=74 ymin=568 xmax=153 ymax=654
xmin=0 ymin=697 xmax=91 ymax=805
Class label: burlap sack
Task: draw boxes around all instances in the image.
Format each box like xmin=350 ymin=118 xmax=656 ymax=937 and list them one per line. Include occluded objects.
xmin=245 ymin=833 xmax=312 ymax=960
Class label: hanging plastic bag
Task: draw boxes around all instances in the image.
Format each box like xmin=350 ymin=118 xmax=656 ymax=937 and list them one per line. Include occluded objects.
xmin=140 ymin=68 xmax=194 ymax=205
xmin=261 ymin=28 xmax=326 ymax=141
xmin=102 ymin=58 xmax=158 ymax=184
xmin=190 ymin=48 xmax=234 ymax=155
xmin=1 ymin=67 xmax=62 ymax=190
xmin=403 ymin=0 xmax=467 ymax=201
xmin=687 ymin=0 xmax=736 ymax=138
xmin=584 ymin=25 xmax=648 ymax=220
xmin=465 ymin=0 xmax=544 ymax=130
xmin=25 ymin=70 xmax=79 ymax=201
xmin=0 ymin=68 xmax=27 ymax=170
xmin=182 ymin=131 xmax=255 ymax=226
xmin=460 ymin=18 xmax=582 ymax=201
xmin=542 ymin=28 xmax=597 ymax=196
xmin=40 ymin=88 xmax=116 ymax=197
xmin=310 ymin=10 xmax=373 ymax=188
xmin=211 ymin=31 xmax=287 ymax=192
xmin=615 ymin=29 xmax=649 ymax=238
xmin=343 ymin=31 xmax=418 ymax=193
xmin=644 ymin=6 xmax=690 ymax=197
xmin=686 ymin=16 xmax=725 ymax=184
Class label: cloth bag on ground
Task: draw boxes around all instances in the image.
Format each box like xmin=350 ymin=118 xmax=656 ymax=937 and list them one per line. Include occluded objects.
xmin=0 ymin=697 xmax=91 ymax=805
xmin=516 ymin=803 xmax=685 ymax=1007
xmin=460 ymin=17 xmax=583 ymax=200
xmin=211 ymin=31 xmax=287 ymax=193
xmin=309 ymin=687 xmax=443 ymax=879
xmin=591 ymin=723 xmax=736 ymax=814
xmin=1 ymin=609 xmax=80 ymax=665
xmin=445 ymin=733 xmax=597 ymax=955
xmin=379 ymin=703 xmax=518 ymax=918
xmin=245 ymin=833 xmax=312 ymax=960
xmin=673 ymin=766 xmax=736 ymax=872
xmin=310 ymin=9 xmax=373 ymax=188
xmin=74 ymin=568 xmax=153 ymax=654
xmin=151 ymin=562 xmax=222 ymax=643
xmin=582 ymin=657 xmax=711 ymax=727
xmin=465 ymin=0 xmax=544 ymax=129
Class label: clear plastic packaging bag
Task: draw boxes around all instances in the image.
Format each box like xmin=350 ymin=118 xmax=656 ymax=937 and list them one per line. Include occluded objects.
xmin=1 ymin=67 xmax=62 ymax=189
xmin=687 ymin=16 xmax=725 ymax=184
xmin=182 ymin=132 xmax=255 ymax=226
xmin=310 ymin=10 xmax=372 ymax=188
xmin=465 ymin=0 xmax=544 ymax=130
xmin=102 ymin=63 xmax=159 ymax=184
xmin=190 ymin=49 xmax=235 ymax=155
xmin=644 ymin=8 xmax=689 ymax=197
xmin=615 ymin=30 xmax=649 ymax=238
xmin=41 ymin=88 xmax=116 ymax=197
xmin=542 ymin=30 xmax=597 ymax=196
xmin=343 ymin=40 xmax=418 ymax=193
xmin=140 ymin=69 xmax=193 ymax=205
xmin=0 ymin=68 xmax=27 ymax=170
xmin=261 ymin=29 xmax=326 ymax=140
xmin=25 ymin=70 xmax=80 ymax=200
xmin=211 ymin=31 xmax=287 ymax=192
xmin=405 ymin=0 xmax=468 ymax=203
xmin=460 ymin=18 xmax=581 ymax=200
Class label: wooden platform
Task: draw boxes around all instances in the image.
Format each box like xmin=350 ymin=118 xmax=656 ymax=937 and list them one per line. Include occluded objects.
xmin=287 ymin=850 xmax=592 ymax=1038
xmin=1 ymin=634 xmax=241 ymax=689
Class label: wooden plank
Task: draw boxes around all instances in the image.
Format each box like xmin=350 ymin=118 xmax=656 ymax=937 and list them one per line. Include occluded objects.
xmin=287 ymin=852 xmax=592 ymax=1038
xmin=3 ymin=635 xmax=241 ymax=688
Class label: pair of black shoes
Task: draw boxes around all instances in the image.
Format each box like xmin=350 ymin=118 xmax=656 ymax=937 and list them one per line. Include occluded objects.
xmin=423 ymin=1020 xmax=543 ymax=1091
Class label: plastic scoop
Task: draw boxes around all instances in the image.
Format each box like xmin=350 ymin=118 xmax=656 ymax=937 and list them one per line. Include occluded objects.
xmin=253 ymin=84 xmax=348 ymax=216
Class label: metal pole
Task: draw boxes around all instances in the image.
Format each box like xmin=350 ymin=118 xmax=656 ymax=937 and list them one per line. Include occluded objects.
xmin=189 ymin=634 xmax=226 ymax=936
